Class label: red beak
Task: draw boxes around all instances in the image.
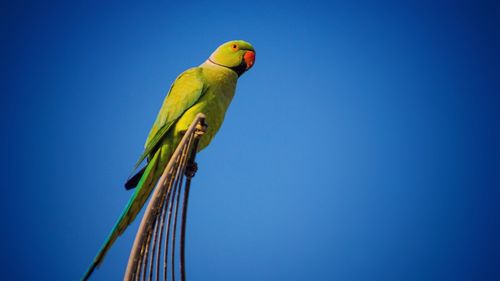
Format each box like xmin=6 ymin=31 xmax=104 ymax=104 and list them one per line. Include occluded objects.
xmin=244 ymin=51 xmax=255 ymax=70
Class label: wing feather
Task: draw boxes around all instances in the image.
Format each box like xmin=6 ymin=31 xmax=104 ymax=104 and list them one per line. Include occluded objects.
xmin=127 ymin=67 xmax=206 ymax=178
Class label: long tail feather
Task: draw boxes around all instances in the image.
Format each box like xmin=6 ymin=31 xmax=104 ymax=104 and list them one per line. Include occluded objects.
xmin=82 ymin=150 xmax=162 ymax=281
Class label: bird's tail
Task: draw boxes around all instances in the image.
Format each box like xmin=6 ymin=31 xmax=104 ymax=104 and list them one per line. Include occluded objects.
xmin=81 ymin=149 xmax=162 ymax=281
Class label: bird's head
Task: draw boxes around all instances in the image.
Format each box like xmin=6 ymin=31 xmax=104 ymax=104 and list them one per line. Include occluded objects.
xmin=208 ymin=40 xmax=255 ymax=76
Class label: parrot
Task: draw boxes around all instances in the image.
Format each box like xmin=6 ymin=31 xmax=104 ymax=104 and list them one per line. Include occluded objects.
xmin=82 ymin=40 xmax=255 ymax=280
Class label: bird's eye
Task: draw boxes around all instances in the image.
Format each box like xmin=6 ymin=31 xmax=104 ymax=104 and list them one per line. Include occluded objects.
xmin=231 ymin=44 xmax=239 ymax=51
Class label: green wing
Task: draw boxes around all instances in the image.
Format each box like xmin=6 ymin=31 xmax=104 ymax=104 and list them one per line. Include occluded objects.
xmin=128 ymin=67 xmax=206 ymax=177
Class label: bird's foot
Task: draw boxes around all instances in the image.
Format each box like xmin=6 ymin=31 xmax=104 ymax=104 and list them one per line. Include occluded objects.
xmin=185 ymin=162 xmax=198 ymax=178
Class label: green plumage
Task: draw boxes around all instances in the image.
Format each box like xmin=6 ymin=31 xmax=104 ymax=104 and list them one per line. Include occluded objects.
xmin=82 ymin=40 xmax=255 ymax=280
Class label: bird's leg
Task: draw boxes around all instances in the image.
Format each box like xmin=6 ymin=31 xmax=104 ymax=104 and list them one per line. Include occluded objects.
xmin=184 ymin=162 xmax=198 ymax=178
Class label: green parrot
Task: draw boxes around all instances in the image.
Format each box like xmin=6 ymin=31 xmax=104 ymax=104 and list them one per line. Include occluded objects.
xmin=82 ymin=40 xmax=255 ymax=280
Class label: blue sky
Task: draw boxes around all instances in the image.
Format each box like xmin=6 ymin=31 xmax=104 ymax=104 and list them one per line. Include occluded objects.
xmin=2 ymin=0 xmax=499 ymax=280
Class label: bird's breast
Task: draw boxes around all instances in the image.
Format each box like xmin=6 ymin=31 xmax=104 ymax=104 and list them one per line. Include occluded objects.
xmin=174 ymin=72 xmax=237 ymax=151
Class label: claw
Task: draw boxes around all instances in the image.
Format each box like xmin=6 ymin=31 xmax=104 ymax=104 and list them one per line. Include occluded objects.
xmin=185 ymin=162 xmax=198 ymax=178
